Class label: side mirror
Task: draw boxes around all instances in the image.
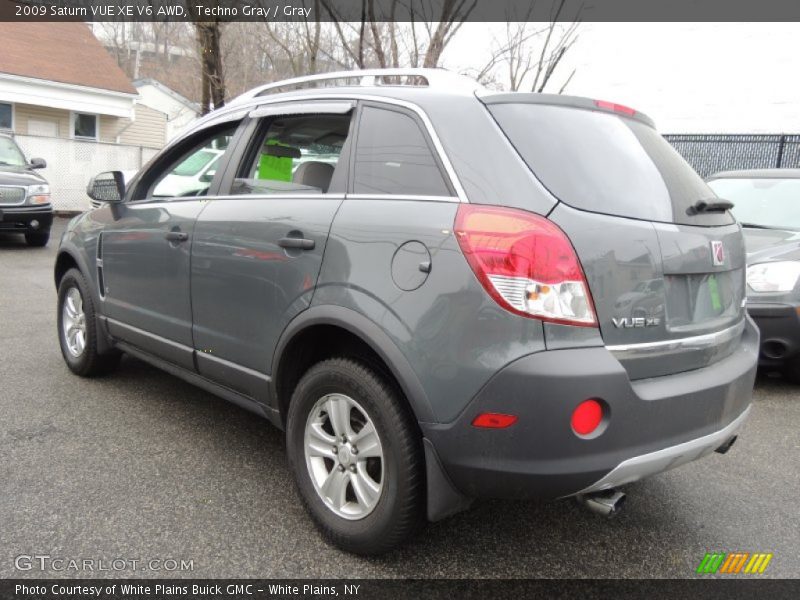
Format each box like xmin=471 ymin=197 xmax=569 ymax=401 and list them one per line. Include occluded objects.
xmin=199 ymin=169 xmax=216 ymax=184
xmin=29 ymin=157 xmax=46 ymax=169
xmin=87 ymin=171 xmax=125 ymax=204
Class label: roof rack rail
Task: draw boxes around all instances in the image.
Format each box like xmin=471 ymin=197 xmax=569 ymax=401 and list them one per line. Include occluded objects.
xmin=228 ymin=68 xmax=481 ymax=105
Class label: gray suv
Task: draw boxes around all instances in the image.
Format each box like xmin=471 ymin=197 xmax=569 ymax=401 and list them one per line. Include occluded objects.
xmin=54 ymin=69 xmax=758 ymax=555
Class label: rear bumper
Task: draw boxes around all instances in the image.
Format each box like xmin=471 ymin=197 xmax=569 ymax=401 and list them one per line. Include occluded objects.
xmin=576 ymin=405 xmax=749 ymax=495
xmin=422 ymin=316 xmax=758 ymax=500
xmin=0 ymin=205 xmax=53 ymax=233
xmin=747 ymin=302 xmax=800 ymax=367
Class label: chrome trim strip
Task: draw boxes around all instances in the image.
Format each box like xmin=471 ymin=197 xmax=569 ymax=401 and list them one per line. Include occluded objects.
xmin=210 ymin=193 xmax=345 ymax=201
xmin=572 ymin=406 xmax=751 ymax=496
xmin=106 ymin=318 xmax=272 ymax=384
xmin=106 ymin=317 xmax=189 ymax=352
xmin=177 ymin=92 xmax=470 ymax=203
xmin=346 ymin=194 xmax=459 ymax=203
xmin=606 ymin=320 xmax=745 ymax=360
xmin=197 ymin=351 xmax=272 ymax=383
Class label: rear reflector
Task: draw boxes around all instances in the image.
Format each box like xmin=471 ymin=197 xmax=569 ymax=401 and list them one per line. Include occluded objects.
xmin=454 ymin=205 xmax=597 ymax=327
xmin=472 ymin=413 xmax=518 ymax=429
xmin=571 ymin=399 xmax=604 ymax=436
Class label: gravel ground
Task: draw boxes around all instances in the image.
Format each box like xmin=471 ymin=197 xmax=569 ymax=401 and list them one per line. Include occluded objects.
xmin=1 ymin=218 xmax=798 ymax=579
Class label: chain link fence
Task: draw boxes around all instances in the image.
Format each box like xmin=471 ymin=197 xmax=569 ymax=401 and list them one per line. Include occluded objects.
xmin=664 ymin=134 xmax=800 ymax=179
xmin=14 ymin=134 xmax=159 ymax=212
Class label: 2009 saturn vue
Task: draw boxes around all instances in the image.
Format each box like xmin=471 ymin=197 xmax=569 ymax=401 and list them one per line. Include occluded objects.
xmin=54 ymin=69 xmax=757 ymax=554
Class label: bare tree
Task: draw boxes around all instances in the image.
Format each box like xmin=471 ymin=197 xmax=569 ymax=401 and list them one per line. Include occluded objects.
xmin=193 ymin=20 xmax=225 ymax=113
xmin=318 ymin=0 xmax=477 ymax=70
xmin=472 ymin=1 xmax=581 ymax=93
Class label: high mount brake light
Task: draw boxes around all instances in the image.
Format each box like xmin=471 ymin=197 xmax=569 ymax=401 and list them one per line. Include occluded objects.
xmin=594 ymin=99 xmax=637 ymax=116
xmin=454 ymin=205 xmax=598 ymax=327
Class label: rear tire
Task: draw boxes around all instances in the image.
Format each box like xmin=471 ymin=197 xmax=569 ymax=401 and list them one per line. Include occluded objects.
xmin=25 ymin=231 xmax=49 ymax=247
xmin=57 ymin=268 xmax=120 ymax=377
xmin=286 ymin=358 xmax=424 ymax=555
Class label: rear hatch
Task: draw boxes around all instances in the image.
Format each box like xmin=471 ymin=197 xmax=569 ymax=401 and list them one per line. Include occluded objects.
xmin=483 ymin=94 xmax=746 ymax=379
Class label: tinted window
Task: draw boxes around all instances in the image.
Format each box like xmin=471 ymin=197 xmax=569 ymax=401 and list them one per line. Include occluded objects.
xmin=488 ymin=103 xmax=731 ymax=225
xmin=232 ymin=113 xmax=351 ymax=196
xmin=0 ymin=103 xmax=11 ymax=130
xmin=73 ymin=113 xmax=98 ymax=139
xmin=0 ymin=136 xmax=26 ymax=167
xmin=353 ymin=106 xmax=450 ymax=196
xmin=708 ymin=177 xmax=800 ymax=230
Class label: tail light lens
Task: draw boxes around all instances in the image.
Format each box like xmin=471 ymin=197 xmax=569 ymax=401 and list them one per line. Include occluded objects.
xmin=454 ymin=204 xmax=597 ymax=327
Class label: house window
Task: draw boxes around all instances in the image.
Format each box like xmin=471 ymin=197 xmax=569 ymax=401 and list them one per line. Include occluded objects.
xmin=0 ymin=103 xmax=12 ymax=131
xmin=72 ymin=112 xmax=98 ymax=140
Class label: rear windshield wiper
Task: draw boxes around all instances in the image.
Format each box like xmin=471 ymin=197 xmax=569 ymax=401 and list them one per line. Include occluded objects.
xmin=687 ymin=198 xmax=734 ymax=215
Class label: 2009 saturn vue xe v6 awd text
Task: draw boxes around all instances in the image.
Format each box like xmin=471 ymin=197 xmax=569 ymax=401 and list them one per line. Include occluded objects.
xmin=54 ymin=69 xmax=757 ymax=555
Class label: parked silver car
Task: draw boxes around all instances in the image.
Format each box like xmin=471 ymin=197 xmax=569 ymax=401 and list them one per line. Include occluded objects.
xmin=708 ymin=169 xmax=800 ymax=380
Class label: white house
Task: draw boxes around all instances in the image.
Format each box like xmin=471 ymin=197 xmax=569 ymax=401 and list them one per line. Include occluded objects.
xmin=134 ymin=78 xmax=200 ymax=141
xmin=0 ymin=22 xmax=167 ymax=210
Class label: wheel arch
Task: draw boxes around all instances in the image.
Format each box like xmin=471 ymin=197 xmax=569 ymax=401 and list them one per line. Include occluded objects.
xmin=54 ymin=244 xmax=114 ymax=355
xmin=271 ymin=305 xmax=436 ymax=428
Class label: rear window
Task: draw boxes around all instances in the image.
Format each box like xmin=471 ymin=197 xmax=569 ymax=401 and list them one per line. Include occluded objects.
xmin=487 ymin=103 xmax=732 ymax=225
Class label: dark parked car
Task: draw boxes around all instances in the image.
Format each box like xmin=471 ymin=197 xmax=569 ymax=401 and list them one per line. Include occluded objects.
xmin=54 ymin=69 xmax=757 ymax=554
xmin=707 ymin=169 xmax=800 ymax=380
xmin=0 ymin=133 xmax=51 ymax=246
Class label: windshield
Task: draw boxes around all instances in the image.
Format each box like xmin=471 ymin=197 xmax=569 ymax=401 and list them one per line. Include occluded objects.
xmin=707 ymin=177 xmax=800 ymax=230
xmin=171 ymin=149 xmax=219 ymax=177
xmin=487 ymin=103 xmax=732 ymax=226
xmin=0 ymin=137 xmax=27 ymax=167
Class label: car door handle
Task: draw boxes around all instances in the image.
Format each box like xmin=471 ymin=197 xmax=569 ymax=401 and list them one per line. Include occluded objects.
xmin=278 ymin=237 xmax=315 ymax=250
xmin=165 ymin=231 xmax=189 ymax=242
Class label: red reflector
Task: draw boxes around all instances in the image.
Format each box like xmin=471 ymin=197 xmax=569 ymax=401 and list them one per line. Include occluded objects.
xmin=472 ymin=413 xmax=518 ymax=429
xmin=571 ymin=399 xmax=603 ymax=436
xmin=594 ymin=99 xmax=636 ymax=116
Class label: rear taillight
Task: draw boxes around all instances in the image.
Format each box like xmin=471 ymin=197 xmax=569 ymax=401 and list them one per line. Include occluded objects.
xmin=454 ymin=204 xmax=597 ymax=327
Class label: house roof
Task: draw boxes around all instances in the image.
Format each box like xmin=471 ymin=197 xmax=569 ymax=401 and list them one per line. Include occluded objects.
xmin=134 ymin=79 xmax=200 ymax=112
xmin=0 ymin=23 xmax=136 ymax=95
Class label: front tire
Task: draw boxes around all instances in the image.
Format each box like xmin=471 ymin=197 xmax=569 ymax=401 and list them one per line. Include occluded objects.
xmin=25 ymin=231 xmax=50 ymax=247
xmin=286 ymin=358 xmax=424 ymax=555
xmin=57 ymin=268 xmax=120 ymax=377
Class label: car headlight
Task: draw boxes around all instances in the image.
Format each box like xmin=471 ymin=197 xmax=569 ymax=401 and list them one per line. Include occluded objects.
xmin=26 ymin=184 xmax=50 ymax=205
xmin=746 ymin=261 xmax=800 ymax=293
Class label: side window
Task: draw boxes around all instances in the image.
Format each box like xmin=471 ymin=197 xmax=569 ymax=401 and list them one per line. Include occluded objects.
xmin=0 ymin=102 xmax=12 ymax=131
xmin=231 ymin=112 xmax=352 ymax=196
xmin=353 ymin=106 xmax=450 ymax=197
xmin=144 ymin=125 xmax=237 ymax=200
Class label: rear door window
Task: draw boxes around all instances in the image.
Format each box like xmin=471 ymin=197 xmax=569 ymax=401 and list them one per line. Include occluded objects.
xmin=487 ymin=102 xmax=732 ymax=225
xmin=353 ymin=106 xmax=451 ymax=197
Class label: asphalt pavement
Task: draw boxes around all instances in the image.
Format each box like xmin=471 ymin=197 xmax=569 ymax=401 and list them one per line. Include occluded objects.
xmin=1 ymin=218 xmax=798 ymax=578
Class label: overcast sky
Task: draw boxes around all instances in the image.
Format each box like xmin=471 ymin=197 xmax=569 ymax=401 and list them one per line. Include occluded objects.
xmin=446 ymin=22 xmax=800 ymax=133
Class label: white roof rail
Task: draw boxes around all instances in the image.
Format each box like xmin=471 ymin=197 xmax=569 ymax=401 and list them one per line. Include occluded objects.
xmin=228 ymin=68 xmax=482 ymax=105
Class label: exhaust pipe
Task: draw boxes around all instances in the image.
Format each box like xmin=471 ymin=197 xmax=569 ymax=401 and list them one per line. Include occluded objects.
xmin=576 ymin=489 xmax=626 ymax=518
